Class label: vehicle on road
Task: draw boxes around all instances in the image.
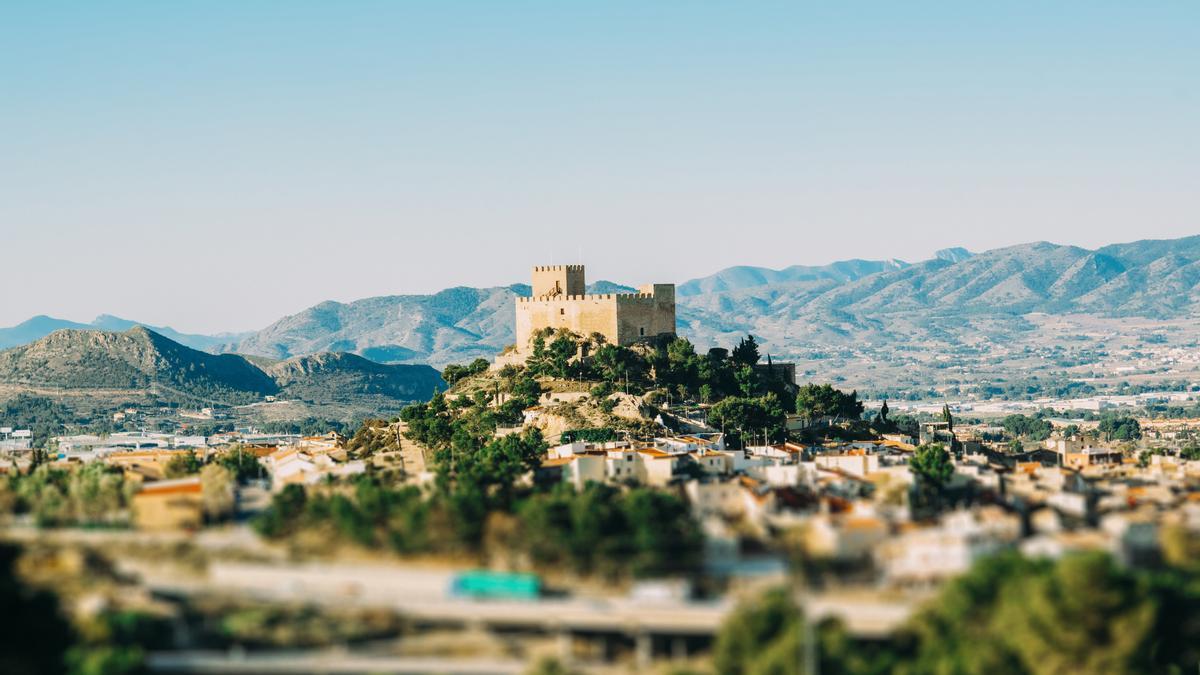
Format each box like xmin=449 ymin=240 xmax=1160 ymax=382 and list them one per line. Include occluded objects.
xmin=450 ymin=570 xmax=541 ymax=600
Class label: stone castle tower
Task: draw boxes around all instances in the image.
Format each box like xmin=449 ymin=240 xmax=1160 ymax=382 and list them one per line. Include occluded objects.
xmin=504 ymin=265 xmax=676 ymax=361
xmin=531 ymin=264 xmax=586 ymax=298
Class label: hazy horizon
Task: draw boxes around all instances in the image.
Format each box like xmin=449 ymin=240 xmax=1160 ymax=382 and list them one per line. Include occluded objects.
xmin=3 ymin=2 xmax=1196 ymax=333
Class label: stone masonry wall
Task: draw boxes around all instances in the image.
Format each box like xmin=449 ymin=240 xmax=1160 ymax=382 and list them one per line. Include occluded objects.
xmin=515 ymin=294 xmax=620 ymax=351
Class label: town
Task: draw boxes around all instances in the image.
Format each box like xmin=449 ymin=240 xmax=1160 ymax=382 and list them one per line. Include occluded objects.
xmin=2 ymin=265 xmax=1199 ymax=674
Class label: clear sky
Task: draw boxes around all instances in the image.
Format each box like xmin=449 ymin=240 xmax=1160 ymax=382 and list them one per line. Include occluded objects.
xmin=1 ymin=2 xmax=1196 ymax=333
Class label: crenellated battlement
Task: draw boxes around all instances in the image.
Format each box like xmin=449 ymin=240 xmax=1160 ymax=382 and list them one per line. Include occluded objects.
xmin=532 ymin=265 xmax=585 ymax=272
xmin=518 ymin=291 xmax=661 ymax=304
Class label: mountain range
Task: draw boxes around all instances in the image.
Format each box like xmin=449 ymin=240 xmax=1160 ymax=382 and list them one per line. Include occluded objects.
xmin=4 ymin=235 xmax=1200 ymax=368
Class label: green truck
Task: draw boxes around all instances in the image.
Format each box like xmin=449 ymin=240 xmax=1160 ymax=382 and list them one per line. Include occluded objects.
xmin=450 ymin=570 xmax=541 ymax=600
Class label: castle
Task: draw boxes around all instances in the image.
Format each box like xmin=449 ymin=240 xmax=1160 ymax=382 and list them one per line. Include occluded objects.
xmin=505 ymin=265 xmax=676 ymax=361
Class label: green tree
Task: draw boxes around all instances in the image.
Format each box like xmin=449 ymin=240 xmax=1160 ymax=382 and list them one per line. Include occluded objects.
xmin=619 ymin=488 xmax=703 ymax=577
xmin=1001 ymin=552 xmax=1157 ymax=674
xmin=903 ymin=551 xmax=1200 ymax=674
xmin=400 ymin=392 xmax=455 ymax=450
xmin=546 ymin=332 xmax=579 ymax=379
xmin=1002 ymin=414 xmax=1053 ymax=441
xmin=441 ymin=358 xmax=491 ymax=386
xmin=735 ymin=365 xmax=757 ymax=397
xmin=731 ymin=335 xmax=761 ymax=366
xmin=462 ymin=428 xmax=547 ymax=510
xmin=217 ymin=446 xmax=262 ymax=482
xmin=164 ymin=450 xmax=203 ymax=478
xmin=904 ymin=552 xmax=1038 ymax=674
xmin=252 ymin=484 xmax=307 ymax=538
xmin=66 ymin=463 xmax=127 ymax=525
xmin=590 ymin=344 xmax=646 ymax=389
xmin=15 ymin=465 xmax=71 ymax=526
xmin=661 ymin=338 xmax=702 ymax=393
xmin=1098 ymin=415 xmax=1141 ymax=441
xmin=709 ymin=395 xmax=787 ymax=448
xmin=714 ymin=587 xmax=801 ymax=675
xmin=909 ymin=443 xmax=953 ymax=517
xmin=794 ymin=383 xmax=864 ymax=421
xmin=712 ymin=587 xmax=892 ymax=675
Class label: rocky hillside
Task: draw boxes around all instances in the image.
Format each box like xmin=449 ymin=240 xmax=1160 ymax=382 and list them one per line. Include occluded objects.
xmin=266 ymin=352 xmax=445 ymax=403
xmin=0 ymin=328 xmax=442 ymax=406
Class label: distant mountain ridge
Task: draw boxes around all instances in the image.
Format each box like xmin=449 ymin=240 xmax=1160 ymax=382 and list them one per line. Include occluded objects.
xmin=6 ymin=235 xmax=1200 ymax=368
xmin=0 ymin=327 xmax=442 ymax=405
xmin=224 ymin=286 xmax=523 ymax=368
xmin=225 ymin=235 xmax=1200 ymax=366
xmin=675 ymin=259 xmax=909 ymax=297
xmin=0 ymin=314 xmax=246 ymax=351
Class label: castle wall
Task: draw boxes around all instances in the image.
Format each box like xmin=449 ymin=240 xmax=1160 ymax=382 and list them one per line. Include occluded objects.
xmin=615 ymin=285 xmax=676 ymax=345
xmin=515 ymin=294 xmax=620 ymax=351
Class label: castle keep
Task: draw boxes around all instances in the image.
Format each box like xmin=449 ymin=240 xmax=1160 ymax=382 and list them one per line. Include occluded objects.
xmin=511 ymin=265 xmax=675 ymax=356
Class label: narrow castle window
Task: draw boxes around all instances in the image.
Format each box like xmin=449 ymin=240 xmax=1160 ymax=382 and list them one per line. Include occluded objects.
xmin=639 ymin=327 xmax=645 ymax=336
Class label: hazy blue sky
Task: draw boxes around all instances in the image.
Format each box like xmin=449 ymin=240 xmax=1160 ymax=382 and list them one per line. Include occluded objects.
xmin=2 ymin=2 xmax=1196 ymax=333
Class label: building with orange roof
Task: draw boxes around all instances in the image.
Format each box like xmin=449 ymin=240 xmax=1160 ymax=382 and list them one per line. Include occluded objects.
xmin=132 ymin=476 xmax=204 ymax=530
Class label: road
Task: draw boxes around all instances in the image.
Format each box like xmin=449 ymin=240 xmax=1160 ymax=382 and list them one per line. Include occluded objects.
xmin=159 ymin=561 xmax=732 ymax=636
xmin=156 ymin=560 xmax=917 ymax=638
xmin=4 ymin=526 xmax=920 ymax=639
xmin=147 ymin=651 xmax=527 ymax=674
